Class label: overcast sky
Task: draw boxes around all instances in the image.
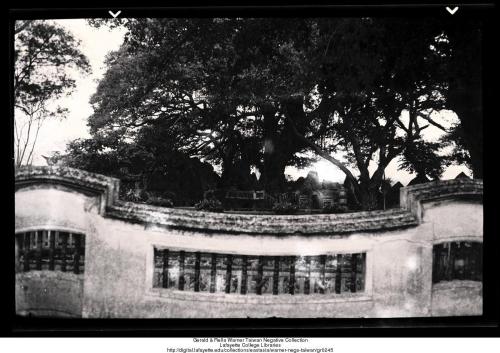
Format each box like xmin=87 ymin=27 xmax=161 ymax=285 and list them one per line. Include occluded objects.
xmin=25 ymin=19 xmax=471 ymax=186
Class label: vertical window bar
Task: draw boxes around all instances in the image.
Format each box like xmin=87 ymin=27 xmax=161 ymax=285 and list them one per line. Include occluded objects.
xmin=23 ymin=233 xmax=30 ymax=272
xmin=16 ymin=233 xmax=22 ymax=271
xmin=48 ymin=230 xmax=55 ymax=271
xmin=289 ymin=256 xmax=296 ymax=295
xmin=272 ymin=256 xmax=280 ymax=295
xmin=440 ymin=244 xmax=447 ymax=281
xmin=360 ymin=253 xmax=367 ymax=291
xmin=443 ymin=243 xmax=450 ymax=281
xmin=335 ymin=254 xmax=342 ymax=294
xmin=256 ymin=256 xmax=264 ymax=295
xmin=178 ymin=250 xmax=185 ymax=290
xmin=225 ymin=254 xmax=233 ymax=294
xmin=304 ymin=256 xmax=311 ymax=295
xmin=61 ymin=233 xmax=68 ymax=272
xmin=210 ymin=253 xmax=217 ymax=293
xmin=350 ymin=254 xmax=358 ymax=293
xmin=319 ymin=255 xmax=326 ymax=294
xmin=464 ymin=243 xmax=471 ymax=279
xmin=432 ymin=244 xmax=439 ymax=283
xmin=240 ymin=255 xmax=248 ymax=295
xmin=162 ymin=249 xmax=169 ymax=288
xmin=477 ymin=243 xmax=483 ymax=281
xmin=16 ymin=233 xmax=23 ymax=272
xmin=448 ymin=242 xmax=457 ymax=281
xmin=35 ymin=231 xmax=42 ymax=270
xmin=194 ymin=252 xmax=201 ymax=292
xmin=73 ymin=234 xmax=81 ymax=275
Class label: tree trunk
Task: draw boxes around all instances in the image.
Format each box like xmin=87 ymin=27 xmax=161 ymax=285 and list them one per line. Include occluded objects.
xmin=358 ymin=184 xmax=380 ymax=211
xmin=260 ymin=105 xmax=295 ymax=192
xmin=262 ymin=152 xmax=288 ymax=192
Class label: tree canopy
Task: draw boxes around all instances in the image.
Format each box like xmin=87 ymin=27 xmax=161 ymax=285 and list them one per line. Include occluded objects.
xmin=14 ymin=20 xmax=90 ymax=167
xmin=65 ymin=17 xmax=482 ymax=210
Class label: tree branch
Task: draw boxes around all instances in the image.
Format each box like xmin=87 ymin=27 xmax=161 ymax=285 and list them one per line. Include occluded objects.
xmin=417 ymin=112 xmax=448 ymax=132
xmin=287 ymin=115 xmax=359 ymax=187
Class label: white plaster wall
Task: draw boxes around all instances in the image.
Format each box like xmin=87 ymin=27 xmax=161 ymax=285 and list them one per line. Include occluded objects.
xmin=84 ymin=213 xmax=439 ymax=318
xmin=15 ymin=187 xmax=483 ymax=318
xmin=15 ymin=187 xmax=100 ymax=317
xmin=15 ymin=186 xmax=100 ymax=234
xmin=421 ymin=199 xmax=483 ymax=316
xmin=422 ymin=199 xmax=483 ymax=241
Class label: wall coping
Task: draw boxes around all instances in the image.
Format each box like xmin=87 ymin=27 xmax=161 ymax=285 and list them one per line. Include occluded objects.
xmin=147 ymin=287 xmax=373 ymax=305
xmin=15 ymin=166 xmax=483 ymax=236
xmin=400 ymin=178 xmax=483 ymax=221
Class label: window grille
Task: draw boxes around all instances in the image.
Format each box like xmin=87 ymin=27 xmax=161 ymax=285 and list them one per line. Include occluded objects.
xmin=16 ymin=231 xmax=85 ymax=274
xmin=432 ymin=241 xmax=482 ymax=283
xmin=153 ymin=248 xmax=366 ymax=295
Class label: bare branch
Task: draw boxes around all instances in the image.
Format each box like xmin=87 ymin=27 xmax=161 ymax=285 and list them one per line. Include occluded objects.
xmin=417 ymin=112 xmax=448 ymax=132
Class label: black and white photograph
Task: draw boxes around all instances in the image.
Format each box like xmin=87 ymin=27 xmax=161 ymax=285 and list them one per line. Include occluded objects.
xmin=11 ymin=6 xmax=490 ymax=326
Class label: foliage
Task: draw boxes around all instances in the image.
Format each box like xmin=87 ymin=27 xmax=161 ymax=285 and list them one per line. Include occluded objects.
xmin=282 ymin=18 xmax=451 ymax=209
xmin=440 ymin=122 xmax=472 ymax=171
xmin=62 ymin=135 xmax=219 ymax=206
xmin=85 ymin=18 xmax=317 ymax=192
xmin=74 ymin=18 xmax=479 ymax=209
xmin=272 ymin=201 xmax=299 ymax=215
xmin=437 ymin=20 xmax=482 ymax=178
xmin=121 ymin=188 xmax=146 ymax=203
xmin=195 ymin=199 xmax=224 ymax=213
xmin=399 ymin=139 xmax=446 ymax=181
xmin=322 ymin=204 xmax=349 ymax=214
xmin=145 ymin=195 xmax=174 ymax=208
xmin=14 ymin=20 xmax=90 ymax=167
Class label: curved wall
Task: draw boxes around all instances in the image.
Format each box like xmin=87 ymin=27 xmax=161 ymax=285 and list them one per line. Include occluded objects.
xmin=15 ymin=185 xmax=96 ymax=318
xmin=15 ymin=167 xmax=483 ymax=318
xmin=422 ymin=198 xmax=483 ymax=316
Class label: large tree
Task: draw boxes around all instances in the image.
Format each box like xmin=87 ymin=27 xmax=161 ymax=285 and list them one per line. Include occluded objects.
xmin=63 ymin=122 xmax=220 ymax=205
xmin=440 ymin=19 xmax=483 ymax=178
xmin=87 ymin=19 xmax=262 ymax=188
xmin=272 ymin=18 xmax=450 ymax=209
xmin=81 ymin=18 xmax=476 ymax=209
xmin=87 ymin=18 xmax=322 ymax=192
xmin=14 ymin=20 xmax=90 ymax=167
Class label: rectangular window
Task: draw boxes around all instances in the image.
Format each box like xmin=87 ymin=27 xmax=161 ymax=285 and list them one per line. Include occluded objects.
xmin=432 ymin=241 xmax=482 ymax=283
xmin=153 ymin=248 xmax=366 ymax=296
xmin=16 ymin=231 xmax=85 ymax=274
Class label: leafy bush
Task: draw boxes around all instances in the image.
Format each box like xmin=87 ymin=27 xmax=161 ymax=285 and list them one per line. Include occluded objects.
xmin=272 ymin=201 xmax=298 ymax=215
xmin=122 ymin=188 xmax=144 ymax=202
xmin=195 ymin=199 xmax=224 ymax=212
xmin=322 ymin=204 xmax=349 ymax=214
xmin=121 ymin=188 xmax=173 ymax=207
xmin=146 ymin=196 xmax=174 ymax=208
xmin=161 ymin=191 xmax=177 ymax=201
xmin=138 ymin=189 xmax=149 ymax=201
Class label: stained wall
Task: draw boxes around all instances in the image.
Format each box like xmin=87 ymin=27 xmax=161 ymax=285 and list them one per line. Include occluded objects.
xmin=14 ymin=167 xmax=483 ymax=318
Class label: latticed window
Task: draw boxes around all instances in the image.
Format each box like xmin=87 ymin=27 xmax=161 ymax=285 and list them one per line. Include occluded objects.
xmin=153 ymin=248 xmax=366 ymax=295
xmin=432 ymin=241 xmax=482 ymax=284
xmin=16 ymin=231 xmax=86 ymax=274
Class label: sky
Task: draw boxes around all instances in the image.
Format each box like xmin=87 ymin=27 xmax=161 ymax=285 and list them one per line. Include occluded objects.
xmin=21 ymin=19 xmax=471 ymax=186
xmin=28 ymin=19 xmax=126 ymax=166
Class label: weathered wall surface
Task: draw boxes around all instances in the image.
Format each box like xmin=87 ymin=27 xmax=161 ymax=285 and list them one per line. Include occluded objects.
xmin=15 ymin=186 xmax=98 ymax=318
xmin=15 ymin=185 xmax=100 ymax=232
xmin=15 ymin=271 xmax=84 ymax=318
xmin=423 ymin=199 xmax=483 ymax=316
xmin=15 ymin=167 xmax=483 ymax=318
xmin=431 ymin=281 xmax=482 ymax=316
